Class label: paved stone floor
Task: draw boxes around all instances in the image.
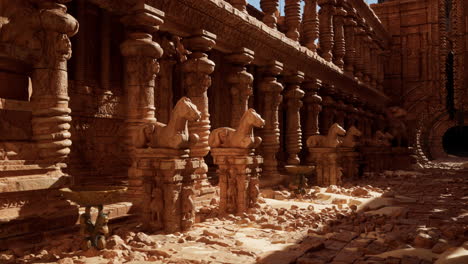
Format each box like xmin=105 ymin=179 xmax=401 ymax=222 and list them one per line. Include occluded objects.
xmin=1 ymin=166 xmax=467 ymax=264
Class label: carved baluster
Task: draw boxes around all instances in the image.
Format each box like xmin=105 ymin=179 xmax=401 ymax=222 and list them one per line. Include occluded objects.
xmin=121 ymin=7 xmax=164 ymax=148
xmin=302 ymin=0 xmax=319 ymax=51
xmin=226 ymin=48 xmax=255 ymax=128
xmin=335 ymin=95 xmax=346 ymax=128
xmin=261 ymin=0 xmax=280 ymax=28
xmin=258 ymin=61 xmax=284 ymax=183
xmin=285 ymin=0 xmax=302 ymax=41
xmin=363 ymin=32 xmax=373 ymax=85
xmin=318 ymin=84 xmax=336 ymax=134
xmin=228 ymin=0 xmax=248 ymax=12
xmin=354 ymin=18 xmax=366 ymax=81
xmin=343 ymin=6 xmax=357 ymax=77
xmin=302 ymin=79 xmax=322 ymax=140
xmin=333 ymin=0 xmax=346 ymax=69
xmin=284 ymin=71 xmax=305 ymax=165
xmin=30 ymin=0 xmax=79 ymax=161
xmin=318 ymin=0 xmax=336 ymax=62
xmin=182 ymin=30 xmax=217 ymax=179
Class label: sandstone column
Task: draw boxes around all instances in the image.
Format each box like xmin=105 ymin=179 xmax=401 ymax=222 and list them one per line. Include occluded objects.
xmin=318 ymin=0 xmax=336 ymax=62
xmin=332 ymin=0 xmax=346 ymax=69
xmin=284 ymin=71 xmax=305 ymax=165
xmin=319 ymin=84 xmax=337 ymax=135
xmin=226 ymin=48 xmax=255 ymax=128
xmin=182 ymin=30 xmax=216 ymax=182
xmin=258 ymin=61 xmax=284 ymax=184
xmin=302 ymin=0 xmax=319 ymax=51
xmin=335 ymin=95 xmax=346 ymax=128
xmin=302 ymin=79 xmax=322 ymax=141
xmin=285 ymin=0 xmax=302 ymax=41
xmin=120 ymin=7 xmax=163 ymax=148
xmin=261 ymin=0 xmax=280 ymax=28
xmin=343 ymin=6 xmax=357 ymax=77
xmin=363 ymin=33 xmax=373 ymax=85
xmin=354 ymin=19 xmax=366 ymax=82
xmin=30 ymin=0 xmax=79 ymax=162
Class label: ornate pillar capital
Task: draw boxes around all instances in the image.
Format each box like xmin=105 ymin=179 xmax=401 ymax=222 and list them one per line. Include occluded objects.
xmin=226 ymin=48 xmax=255 ymax=128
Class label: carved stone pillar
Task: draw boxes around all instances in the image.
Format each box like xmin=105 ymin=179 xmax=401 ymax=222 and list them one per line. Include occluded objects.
xmin=120 ymin=7 xmax=164 ymax=149
xmin=354 ymin=20 xmax=366 ymax=81
xmin=332 ymin=1 xmax=346 ymax=69
xmin=335 ymin=95 xmax=346 ymax=128
xmin=182 ymin=30 xmax=216 ymax=181
xmin=284 ymin=71 xmax=305 ymax=165
xmin=30 ymin=0 xmax=79 ymax=162
xmin=228 ymin=0 xmax=248 ymax=12
xmin=343 ymin=7 xmax=357 ymax=77
xmin=302 ymin=0 xmax=319 ymax=51
xmin=258 ymin=61 xmax=284 ymax=184
xmin=302 ymin=79 xmax=322 ymax=141
xmin=285 ymin=0 xmax=302 ymax=41
xmin=226 ymin=48 xmax=254 ymax=128
xmin=261 ymin=0 xmax=280 ymax=29
xmin=319 ymin=84 xmax=336 ymax=135
xmin=318 ymin=0 xmax=336 ymax=62
xmin=363 ymin=34 xmax=373 ymax=85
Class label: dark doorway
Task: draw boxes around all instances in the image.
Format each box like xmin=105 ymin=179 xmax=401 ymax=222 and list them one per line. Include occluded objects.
xmin=442 ymin=126 xmax=468 ymax=157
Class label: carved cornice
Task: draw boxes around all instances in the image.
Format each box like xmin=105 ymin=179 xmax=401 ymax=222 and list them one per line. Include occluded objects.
xmin=149 ymin=0 xmax=389 ymax=106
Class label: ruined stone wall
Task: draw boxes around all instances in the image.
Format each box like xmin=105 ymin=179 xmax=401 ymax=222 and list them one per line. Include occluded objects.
xmin=372 ymin=0 xmax=467 ymax=160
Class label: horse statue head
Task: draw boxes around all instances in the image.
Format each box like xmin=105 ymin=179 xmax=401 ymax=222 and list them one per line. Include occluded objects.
xmin=241 ymin=108 xmax=265 ymax=129
xmin=173 ymin=96 xmax=201 ymax=122
xmin=347 ymin=126 xmax=362 ymax=137
xmin=340 ymin=126 xmax=362 ymax=148
xmin=329 ymin=123 xmax=346 ymax=137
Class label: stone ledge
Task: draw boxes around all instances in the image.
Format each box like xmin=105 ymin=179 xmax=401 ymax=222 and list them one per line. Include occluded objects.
xmin=0 ymin=174 xmax=70 ymax=193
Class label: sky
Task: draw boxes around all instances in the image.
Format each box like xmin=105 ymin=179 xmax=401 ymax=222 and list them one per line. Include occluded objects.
xmin=249 ymin=0 xmax=378 ymax=10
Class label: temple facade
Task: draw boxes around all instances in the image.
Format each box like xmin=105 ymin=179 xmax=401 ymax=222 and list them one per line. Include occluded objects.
xmin=0 ymin=0 xmax=466 ymax=248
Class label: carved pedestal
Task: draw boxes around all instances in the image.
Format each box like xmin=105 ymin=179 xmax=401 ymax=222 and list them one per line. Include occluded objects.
xmin=307 ymin=148 xmax=342 ymax=186
xmin=211 ymin=148 xmax=262 ymax=215
xmin=130 ymin=148 xmax=201 ymax=233
xmin=338 ymin=147 xmax=359 ymax=180
xmin=183 ymin=31 xmax=216 ymax=201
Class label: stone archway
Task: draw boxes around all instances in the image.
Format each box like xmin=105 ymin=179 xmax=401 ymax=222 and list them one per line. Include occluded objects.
xmin=427 ymin=112 xmax=468 ymax=159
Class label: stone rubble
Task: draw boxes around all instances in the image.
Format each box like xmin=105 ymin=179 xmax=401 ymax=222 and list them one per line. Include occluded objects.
xmin=1 ymin=168 xmax=467 ymax=264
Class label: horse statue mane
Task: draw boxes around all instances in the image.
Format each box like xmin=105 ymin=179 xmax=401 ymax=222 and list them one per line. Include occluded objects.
xmin=208 ymin=109 xmax=265 ymax=149
xmin=306 ymin=123 xmax=346 ymax=148
xmin=135 ymin=97 xmax=201 ymax=149
xmin=339 ymin=126 xmax=362 ymax=148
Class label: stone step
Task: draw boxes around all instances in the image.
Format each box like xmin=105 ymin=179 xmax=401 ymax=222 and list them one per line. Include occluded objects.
xmin=0 ymin=174 xmax=70 ymax=193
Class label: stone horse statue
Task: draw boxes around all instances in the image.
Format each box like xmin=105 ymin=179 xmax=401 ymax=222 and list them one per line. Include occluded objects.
xmin=307 ymin=123 xmax=346 ymax=148
xmin=208 ymin=109 xmax=265 ymax=149
xmin=136 ymin=97 xmax=201 ymax=149
xmin=339 ymin=126 xmax=362 ymax=148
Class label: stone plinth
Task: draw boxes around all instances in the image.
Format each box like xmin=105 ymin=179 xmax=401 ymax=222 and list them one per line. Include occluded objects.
xmin=338 ymin=147 xmax=359 ymax=180
xmin=130 ymin=148 xmax=201 ymax=233
xmin=211 ymin=148 xmax=263 ymax=215
xmin=307 ymin=148 xmax=342 ymax=186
